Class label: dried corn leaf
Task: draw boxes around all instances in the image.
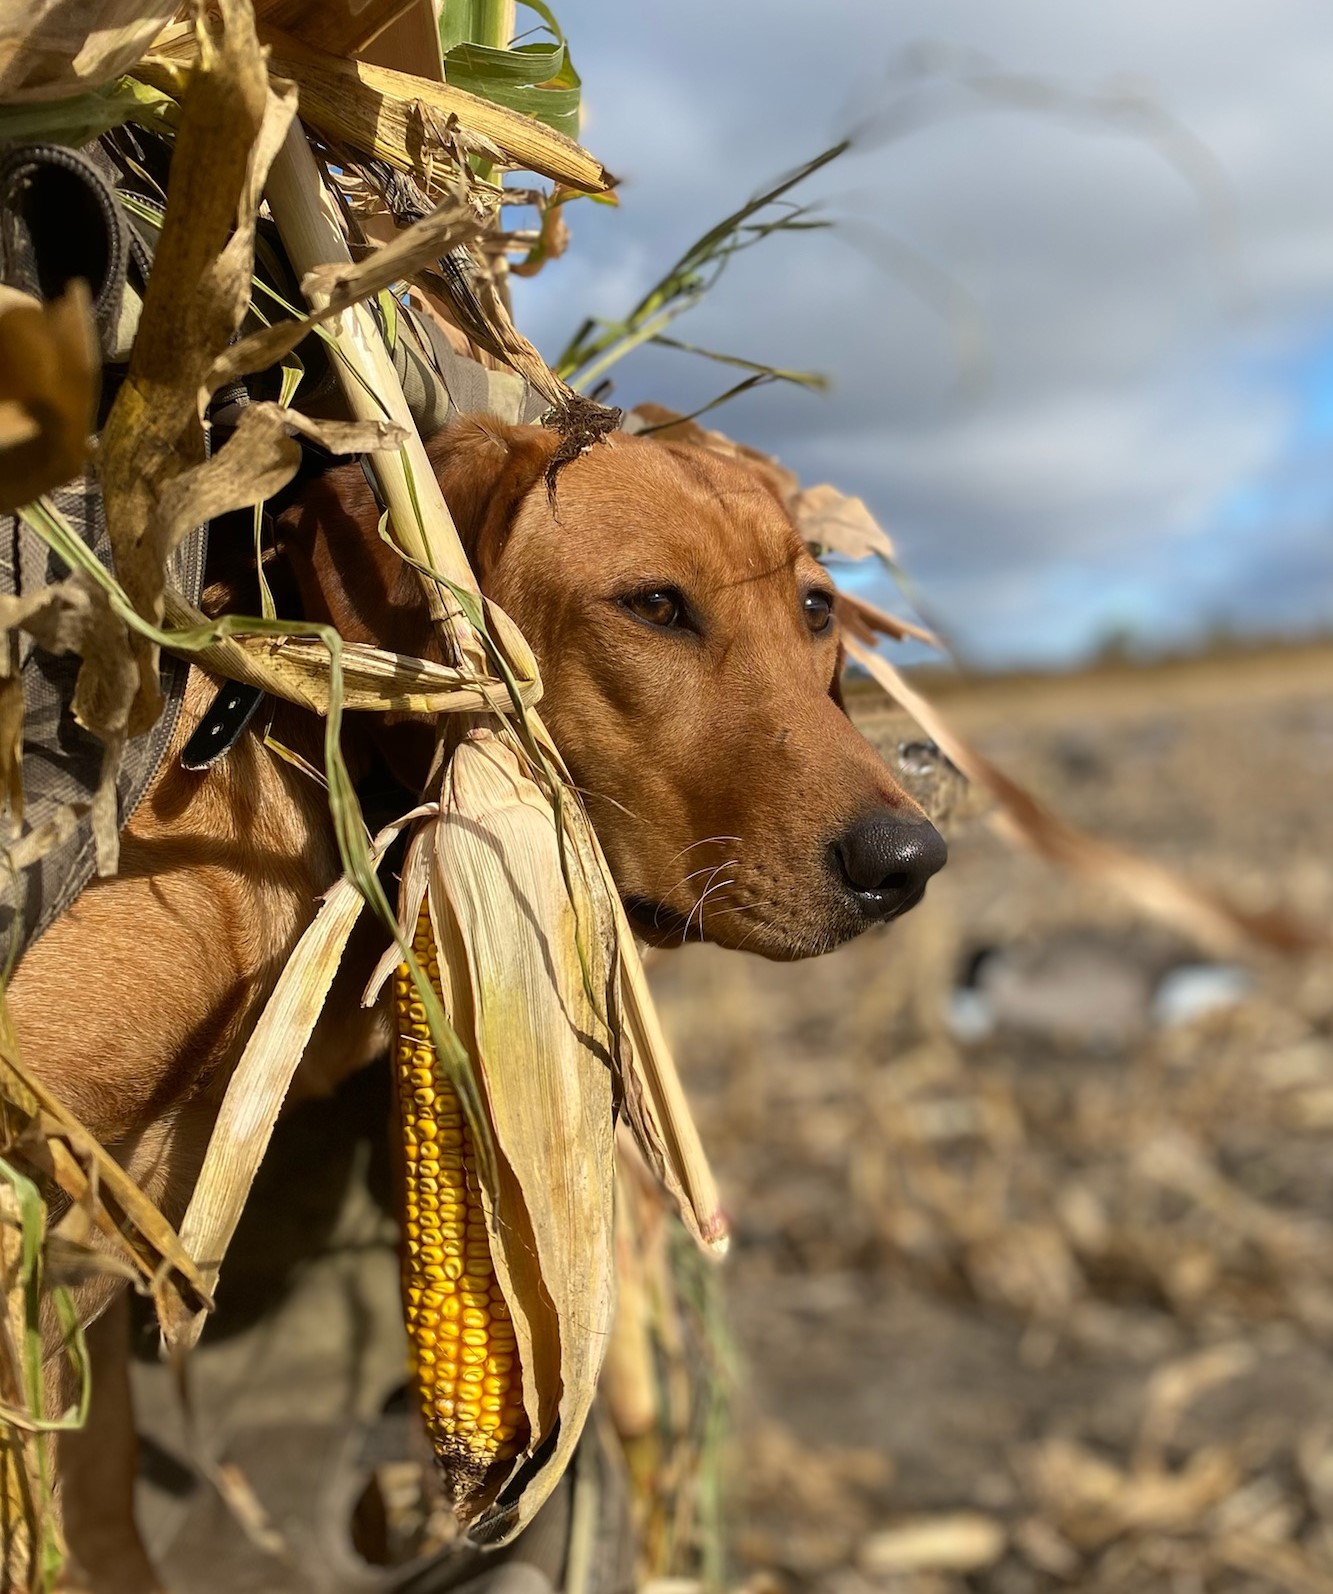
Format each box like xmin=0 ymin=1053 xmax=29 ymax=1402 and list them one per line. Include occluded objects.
xmin=0 ymin=284 xmax=97 ymax=514
xmin=0 ymin=1015 xmax=209 ymax=1311
xmin=160 ymin=816 xmax=416 ymax=1352
xmin=428 ymin=730 xmax=616 ymax=1538
xmin=142 ymin=23 xmax=614 ymax=194
xmin=151 ymin=405 xmax=404 ymax=559
xmin=99 ymin=0 xmax=295 ymax=736
xmin=209 ymin=193 xmax=484 ymax=392
xmin=0 ymin=0 xmax=177 ymax=101
xmin=790 ymin=483 xmax=897 ymax=566
xmin=161 ymin=599 xmax=542 ymax=718
xmin=845 ymin=636 xmax=1323 ymax=957
xmin=838 ymin=590 xmax=941 ymax=650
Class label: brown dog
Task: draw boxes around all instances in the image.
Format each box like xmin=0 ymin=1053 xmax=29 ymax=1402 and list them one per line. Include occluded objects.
xmin=9 ymin=416 xmax=945 ymax=1589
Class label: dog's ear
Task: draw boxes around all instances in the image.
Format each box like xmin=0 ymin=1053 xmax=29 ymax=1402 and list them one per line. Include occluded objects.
xmin=271 ymin=417 xmax=561 ymax=797
xmin=424 ymin=416 xmax=560 ymax=588
xmin=272 ymin=415 xmax=559 ymax=656
xmin=273 ymin=455 xmax=430 ymax=656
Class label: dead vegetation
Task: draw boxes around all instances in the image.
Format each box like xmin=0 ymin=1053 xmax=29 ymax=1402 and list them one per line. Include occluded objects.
xmin=648 ymin=645 xmax=1333 ymax=1594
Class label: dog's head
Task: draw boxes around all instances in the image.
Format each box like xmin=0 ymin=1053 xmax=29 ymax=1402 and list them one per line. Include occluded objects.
xmin=278 ymin=415 xmax=945 ymax=960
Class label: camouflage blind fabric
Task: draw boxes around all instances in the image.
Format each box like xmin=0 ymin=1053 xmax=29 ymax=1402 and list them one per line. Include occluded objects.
xmin=0 ymin=482 xmax=205 ymax=971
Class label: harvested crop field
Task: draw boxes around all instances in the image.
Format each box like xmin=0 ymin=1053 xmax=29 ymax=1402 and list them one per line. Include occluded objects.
xmin=127 ymin=640 xmax=1333 ymax=1592
xmin=652 ymin=639 xmax=1333 ymax=1593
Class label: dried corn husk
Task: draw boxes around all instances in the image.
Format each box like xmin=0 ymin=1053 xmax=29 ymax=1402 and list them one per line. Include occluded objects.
xmin=160 ymin=591 xmax=541 ymax=717
xmin=253 ymin=0 xmax=420 ymax=61
xmin=159 ymin=813 xmax=427 ymax=1351
xmin=436 ymin=732 xmax=615 ymax=1535
xmin=368 ymin=730 xmax=616 ymax=1532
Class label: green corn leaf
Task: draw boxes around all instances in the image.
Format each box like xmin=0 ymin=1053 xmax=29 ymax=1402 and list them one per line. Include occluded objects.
xmin=0 ymin=77 xmax=176 ymax=147
xmin=440 ymin=2 xmax=582 ymax=140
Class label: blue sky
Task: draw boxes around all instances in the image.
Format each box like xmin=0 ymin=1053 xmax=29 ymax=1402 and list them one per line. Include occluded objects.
xmin=507 ymin=1 xmax=1333 ymax=667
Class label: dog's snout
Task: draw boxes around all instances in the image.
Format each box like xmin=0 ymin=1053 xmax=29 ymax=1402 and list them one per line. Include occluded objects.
xmin=832 ymin=811 xmax=947 ymax=921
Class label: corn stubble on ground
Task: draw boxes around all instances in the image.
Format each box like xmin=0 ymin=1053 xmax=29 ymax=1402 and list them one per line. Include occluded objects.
xmin=649 ymin=642 xmax=1333 ymax=1594
xmin=394 ymin=904 xmax=528 ymax=1494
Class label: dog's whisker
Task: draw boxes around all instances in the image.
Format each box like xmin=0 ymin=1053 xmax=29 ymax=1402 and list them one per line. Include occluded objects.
xmin=682 ymin=861 xmax=739 ymax=943
xmin=704 ymin=901 xmax=759 ymax=922
xmin=653 ymin=857 xmax=740 ymax=913
xmin=651 ymin=835 xmax=743 ymax=897
xmin=692 ymin=878 xmax=735 ymax=942
xmin=566 ymin=783 xmax=643 ymax=822
xmin=678 ymin=857 xmax=741 ymax=889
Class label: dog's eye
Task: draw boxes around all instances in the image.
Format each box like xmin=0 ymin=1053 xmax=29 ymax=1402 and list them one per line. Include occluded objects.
xmin=622 ymin=587 xmax=686 ymax=629
xmin=803 ymin=590 xmax=835 ymax=634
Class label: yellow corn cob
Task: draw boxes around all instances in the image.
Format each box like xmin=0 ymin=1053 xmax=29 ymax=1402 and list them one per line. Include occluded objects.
xmin=394 ymin=904 xmax=529 ymax=1487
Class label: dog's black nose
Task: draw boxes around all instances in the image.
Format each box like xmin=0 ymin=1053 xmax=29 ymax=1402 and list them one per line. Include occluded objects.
xmin=833 ymin=811 xmax=948 ymax=921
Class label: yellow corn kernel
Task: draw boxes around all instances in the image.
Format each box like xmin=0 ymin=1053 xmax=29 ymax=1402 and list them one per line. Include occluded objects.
xmin=394 ymin=904 xmax=529 ymax=1487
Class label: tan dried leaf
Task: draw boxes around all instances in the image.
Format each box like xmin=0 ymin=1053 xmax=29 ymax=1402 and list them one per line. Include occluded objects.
xmin=0 ymin=283 xmax=97 ymax=513
xmin=790 ymin=482 xmax=897 ymax=565
xmin=0 ymin=0 xmax=177 ymax=100
xmin=150 ymin=407 xmax=405 ymax=577
xmin=209 ymin=196 xmax=484 ymax=392
xmin=99 ymin=0 xmax=296 ymax=736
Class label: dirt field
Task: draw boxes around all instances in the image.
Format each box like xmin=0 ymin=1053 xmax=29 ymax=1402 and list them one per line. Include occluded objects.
xmin=128 ymin=640 xmax=1333 ymax=1592
xmin=648 ymin=640 xmax=1333 ymax=1593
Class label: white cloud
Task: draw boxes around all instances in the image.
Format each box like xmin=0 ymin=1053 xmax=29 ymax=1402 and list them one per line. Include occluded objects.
xmin=512 ymin=0 xmax=1333 ymax=660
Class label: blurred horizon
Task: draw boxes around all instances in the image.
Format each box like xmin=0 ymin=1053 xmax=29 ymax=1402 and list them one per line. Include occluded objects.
xmin=510 ymin=1 xmax=1333 ymax=671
